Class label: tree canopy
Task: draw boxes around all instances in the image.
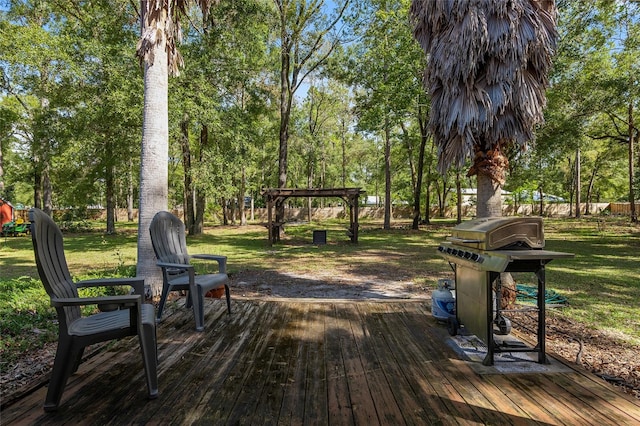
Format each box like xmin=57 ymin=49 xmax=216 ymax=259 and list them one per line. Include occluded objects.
xmin=0 ymin=0 xmax=637 ymax=227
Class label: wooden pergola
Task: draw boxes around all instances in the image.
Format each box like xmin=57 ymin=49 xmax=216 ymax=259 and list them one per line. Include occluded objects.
xmin=262 ymin=187 xmax=365 ymax=244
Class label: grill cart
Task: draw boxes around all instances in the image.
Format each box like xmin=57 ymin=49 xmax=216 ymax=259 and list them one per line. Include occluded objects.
xmin=437 ymin=217 xmax=573 ymax=366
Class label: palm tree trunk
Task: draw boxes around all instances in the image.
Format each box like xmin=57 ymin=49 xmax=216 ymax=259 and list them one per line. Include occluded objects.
xmin=136 ymin=4 xmax=169 ymax=297
xmin=476 ymin=173 xmax=502 ymax=218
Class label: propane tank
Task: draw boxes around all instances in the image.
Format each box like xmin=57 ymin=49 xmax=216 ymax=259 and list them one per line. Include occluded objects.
xmin=431 ymin=278 xmax=456 ymax=321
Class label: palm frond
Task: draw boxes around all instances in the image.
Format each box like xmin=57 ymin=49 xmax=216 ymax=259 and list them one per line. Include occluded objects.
xmin=411 ymin=0 xmax=558 ymax=176
xmin=137 ymin=0 xmax=220 ymax=76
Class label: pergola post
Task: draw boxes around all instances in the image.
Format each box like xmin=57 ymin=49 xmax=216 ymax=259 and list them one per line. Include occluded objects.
xmin=267 ymin=195 xmax=274 ymax=244
xmin=353 ymin=193 xmax=360 ymax=243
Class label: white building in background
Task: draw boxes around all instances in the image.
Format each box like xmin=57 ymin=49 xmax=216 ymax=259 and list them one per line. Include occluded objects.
xmin=456 ymin=188 xmax=565 ymax=206
xmin=364 ymin=196 xmax=382 ymax=206
xmin=457 ymin=188 xmax=512 ymax=206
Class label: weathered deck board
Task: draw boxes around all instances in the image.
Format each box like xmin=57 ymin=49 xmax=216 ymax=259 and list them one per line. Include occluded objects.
xmin=2 ymin=299 xmax=639 ymax=425
xmin=358 ymin=303 xmax=456 ymax=425
xmin=325 ymin=303 xmax=357 ymax=425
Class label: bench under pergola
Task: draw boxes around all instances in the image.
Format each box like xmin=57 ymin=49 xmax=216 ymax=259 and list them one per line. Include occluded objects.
xmin=262 ymin=187 xmax=365 ymax=245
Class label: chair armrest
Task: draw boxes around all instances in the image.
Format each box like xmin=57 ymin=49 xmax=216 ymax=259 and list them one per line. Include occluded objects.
xmin=75 ymin=277 xmax=146 ymax=296
xmin=190 ymin=254 xmax=227 ymax=273
xmin=51 ymin=294 xmax=142 ymax=308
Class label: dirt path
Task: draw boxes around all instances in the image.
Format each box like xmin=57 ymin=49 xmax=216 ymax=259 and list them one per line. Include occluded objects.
xmin=230 ymin=269 xmax=431 ymax=300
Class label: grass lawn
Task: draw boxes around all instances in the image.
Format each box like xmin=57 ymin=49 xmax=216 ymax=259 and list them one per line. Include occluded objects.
xmin=1 ymin=215 xmax=638 ymax=373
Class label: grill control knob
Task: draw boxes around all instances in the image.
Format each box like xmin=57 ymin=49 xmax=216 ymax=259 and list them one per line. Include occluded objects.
xmin=437 ymin=246 xmax=445 ymax=252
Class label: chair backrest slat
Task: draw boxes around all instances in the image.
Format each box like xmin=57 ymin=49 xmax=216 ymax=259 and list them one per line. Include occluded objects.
xmin=29 ymin=209 xmax=80 ymax=323
xmin=150 ymin=211 xmax=190 ymax=264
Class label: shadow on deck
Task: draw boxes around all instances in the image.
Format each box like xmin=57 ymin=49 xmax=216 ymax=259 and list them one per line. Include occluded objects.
xmin=2 ymin=298 xmax=639 ymax=425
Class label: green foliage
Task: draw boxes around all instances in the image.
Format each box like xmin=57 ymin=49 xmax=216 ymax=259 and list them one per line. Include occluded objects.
xmin=0 ymin=277 xmax=58 ymax=372
xmin=533 ymin=0 xmax=640 ymax=209
xmin=0 ymin=231 xmax=136 ymax=373
xmin=1 ymin=1 xmax=638 ymax=226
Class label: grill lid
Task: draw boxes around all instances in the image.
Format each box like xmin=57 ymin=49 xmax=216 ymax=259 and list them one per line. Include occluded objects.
xmin=447 ymin=217 xmax=544 ymax=250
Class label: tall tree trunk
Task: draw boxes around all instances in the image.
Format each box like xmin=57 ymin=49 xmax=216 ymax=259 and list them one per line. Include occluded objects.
xmin=33 ymin=158 xmax=42 ymax=210
xmin=127 ymin=157 xmax=134 ymax=222
xmin=567 ymin=156 xmax=574 ymax=217
xmin=401 ymin=122 xmax=417 ymax=194
xmin=436 ymin=177 xmax=445 ymax=217
xmin=240 ymin=165 xmax=247 ymax=226
xmin=629 ymin=101 xmax=637 ymax=223
xmin=538 ymin=186 xmax=544 ymax=216
xmin=575 ymin=146 xmax=581 ymax=218
xmin=276 ymin=20 xmax=292 ymax=232
xmin=383 ymin=116 xmax=392 ymax=230
xmin=413 ymin=106 xmax=428 ymax=229
xmin=423 ymin=141 xmax=435 ymax=224
xmin=341 ymin=118 xmax=347 ymax=188
xmin=137 ymin=3 xmax=169 ymax=297
xmin=585 ymin=160 xmax=600 ymax=215
xmin=194 ymin=124 xmax=208 ymax=235
xmin=221 ymin=197 xmax=228 ymax=225
xmin=106 ymin=161 xmax=116 ymax=234
xmin=180 ymin=113 xmax=195 ymax=234
xmin=42 ymin=163 xmax=52 ymax=216
xmin=456 ymin=170 xmax=462 ymax=224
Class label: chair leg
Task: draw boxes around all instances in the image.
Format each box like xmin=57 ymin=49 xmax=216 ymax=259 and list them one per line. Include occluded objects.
xmin=72 ymin=347 xmax=85 ymax=373
xmin=156 ymin=284 xmax=171 ymax=322
xmin=138 ymin=316 xmax=159 ymax=399
xmin=224 ymin=284 xmax=231 ymax=315
xmin=192 ymin=286 xmax=205 ymax=332
xmin=44 ymin=340 xmax=82 ymax=412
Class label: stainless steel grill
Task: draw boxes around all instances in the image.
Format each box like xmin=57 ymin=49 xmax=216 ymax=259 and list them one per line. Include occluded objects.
xmin=447 ymin=216 xmax=544 ymax=250
xmin=437 ymin=217 xmax=573 ymax=366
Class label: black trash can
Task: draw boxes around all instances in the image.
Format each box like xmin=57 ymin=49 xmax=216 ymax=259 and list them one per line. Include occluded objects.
xmin=312 ymin=230 xmax=327 ymax=244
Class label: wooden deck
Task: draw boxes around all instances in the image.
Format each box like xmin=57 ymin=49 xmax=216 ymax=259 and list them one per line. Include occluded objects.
xmin=3 ymin=298 xmax=639 ymax=425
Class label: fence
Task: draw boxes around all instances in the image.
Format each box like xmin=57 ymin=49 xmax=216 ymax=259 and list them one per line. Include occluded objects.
xmin=45 ymin=202 xmax=638 ymax=223
xmin=609 ymin=203 xmax=640 ymax=216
